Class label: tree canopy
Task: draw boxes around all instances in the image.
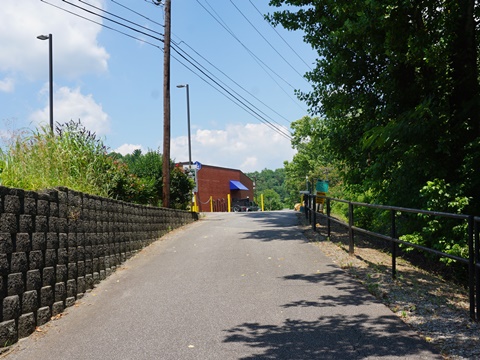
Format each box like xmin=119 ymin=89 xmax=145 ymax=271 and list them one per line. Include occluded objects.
xmin=269 ymin=0 xmax=480 ymax=214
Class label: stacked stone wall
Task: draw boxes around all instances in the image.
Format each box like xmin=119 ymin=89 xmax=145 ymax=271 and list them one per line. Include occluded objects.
xmin=0 ymin=186 xmax=197 ymax=345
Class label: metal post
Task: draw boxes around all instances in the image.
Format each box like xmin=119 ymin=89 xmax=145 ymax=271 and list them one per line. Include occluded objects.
xmin=391 ymin=209 xmax=397 ymax=279
xmin=186 ymin=84 xmax=192 ymax=166
xmin=348 ymin=202 xmax=354 ymax=255
xmin=326 ymin=198 xmax=331 ymax=238
xmin=37 ymin=34 xmax=54 ymax=132
xmin=309 ymin=195 xmax=313 ymax=225
xmin=475 ymin=218 xmax=479 ymax=321
xmin=176 ymin=84 xmax=192 ymax=166
xmin=468 ymin=215 xmax=475 ymax=320
xmin=48 ymin=34 xmax=53 ymax=132
xmin=312 ymin=195 xmax=316 ymax=232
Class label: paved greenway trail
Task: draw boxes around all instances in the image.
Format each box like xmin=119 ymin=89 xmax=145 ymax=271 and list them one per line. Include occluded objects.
xmin=4 ymin=211 xmax=440 ymax=360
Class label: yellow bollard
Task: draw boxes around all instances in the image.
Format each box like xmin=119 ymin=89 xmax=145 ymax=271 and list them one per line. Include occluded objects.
xmin=261 ymin=194 xmax=264 ymax=211
xmin=227 ymin=194 xmax=231 ymax=212
xmin=210 ymin=196 xmax=213 ymax=212
xmin=193 ymin=194 xmax=198 ymax=212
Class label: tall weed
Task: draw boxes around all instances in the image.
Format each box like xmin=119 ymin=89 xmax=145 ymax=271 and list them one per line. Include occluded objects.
xmin=0 ymin=120 xmax=115 ymax=196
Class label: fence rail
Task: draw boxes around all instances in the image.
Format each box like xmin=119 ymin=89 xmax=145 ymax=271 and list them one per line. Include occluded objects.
xmin=303 ymin=193 xmax=480 ymax=321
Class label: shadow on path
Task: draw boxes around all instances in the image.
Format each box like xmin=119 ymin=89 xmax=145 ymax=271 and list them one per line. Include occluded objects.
xmin=281 ymin=267 xmax=382 ymax=308
xmin=223 ymin=314 xmax=439 ymax=360
xmin=237 ymin=211 xmax=306 ymax=242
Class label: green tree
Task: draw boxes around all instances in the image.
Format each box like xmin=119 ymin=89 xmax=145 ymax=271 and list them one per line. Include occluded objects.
xmin=269 ymin=0 xmax=480 ymax=214
xmin=262 ymin=188 xmax=283 ymax=211
xmin=247 ymin=168 xmax=288 ymax=207
xmin=283 ymin=116 xmax=342 ymax=205
xmin=118 ymin=150 xmax=194 ymax=209
xmin=123 ymin=149 xmax=163 ymax=205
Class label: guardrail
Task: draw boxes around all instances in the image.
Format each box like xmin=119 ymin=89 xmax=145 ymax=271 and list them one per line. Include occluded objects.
xmin=302 ymin=193 xmax=480 ymax=321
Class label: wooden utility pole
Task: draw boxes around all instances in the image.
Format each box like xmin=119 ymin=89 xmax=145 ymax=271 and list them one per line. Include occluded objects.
xmin=162 ymin=0 xmax=171 ymax=208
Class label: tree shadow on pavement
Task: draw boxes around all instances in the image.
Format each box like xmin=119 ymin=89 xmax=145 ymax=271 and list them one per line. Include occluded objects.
xmin=223 ymin=314 xmax=440 ymax=360
xmin=222 ymin=265 xmax=440 ymax=359
xmin=280 ymin=268 xmax=382 ymax=309
xmin=238 ymin=211 xmax=307 ymax=242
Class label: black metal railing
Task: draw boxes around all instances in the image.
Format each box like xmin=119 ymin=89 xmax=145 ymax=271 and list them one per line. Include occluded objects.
xmin=303 ymin=193 xmax=480 ymax=321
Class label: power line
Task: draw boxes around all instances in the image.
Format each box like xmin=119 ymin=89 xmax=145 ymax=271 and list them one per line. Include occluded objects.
xmin=77 ymin=0 xmax=164 ymax=38
xmin=248 ymin=0 xmax=313 ymax=71
xmin=172 ymin=48 xmax=291 ymax=140
xmin=41 ymin=0 xmax=162 ymax=48
xmin=69 ymin=0 xmax=304 ymax=118
xmin=166 ymin=43 xmax=291 ymax=139
xmin=178 ymin=41 xmax=292 ymax=125
xmin=172 ymin=42 xmax=292 ymax=135
xmin=228 ymin=0 xmax=306 ymax=80
xmin=110 ymin=0 xmax=164 ymax=28
xmin=61 ymin=0 xmax=163 ymax=41
xmin=106 ymin=0 xmax=291 ymax=126
xmin=39 ymin=0 xmax=294 ymax=139
xmin=73 ymin=1 xmax=293 ymax=133
xmin=196 ymin=0 xmax=296 ymax=91
xmin=171 ymin=44 xmax=291 ymax=139
xmin=105 ymin=0 xmax=298 ymax=123
xmin=196 ymin=0 xmax=305 ymax=112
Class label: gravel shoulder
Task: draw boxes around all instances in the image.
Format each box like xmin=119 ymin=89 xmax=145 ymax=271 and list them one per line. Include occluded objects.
xmin=297 ymin=212 xmax=480 ymax=360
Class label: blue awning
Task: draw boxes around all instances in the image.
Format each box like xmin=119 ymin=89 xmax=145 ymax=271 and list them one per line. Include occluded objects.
xmin=230 ymin=180 xmax=249 ymax=191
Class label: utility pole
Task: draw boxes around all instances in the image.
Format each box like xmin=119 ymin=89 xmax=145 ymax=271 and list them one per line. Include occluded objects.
xmin=162 ymin=0 xmax=171 ymax=208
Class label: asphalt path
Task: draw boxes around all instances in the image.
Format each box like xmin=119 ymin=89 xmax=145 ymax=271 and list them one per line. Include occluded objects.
xmin=3 ymin=211 xmax=440 ymax=360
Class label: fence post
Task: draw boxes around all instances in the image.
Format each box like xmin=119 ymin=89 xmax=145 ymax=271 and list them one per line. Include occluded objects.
xmin=475 ymin=218 xmax=479 ymax=321
xmin=309 ymin=195 xmax=313 ymax=225
xmin=391 ymin=209 xmax=397 ymax=279
xmin=468 ymin=215 xmax=475 ymax=321
xmin=348 ymin=202 xmax=354 ymax=255
xmin=303 ymin=194 xmax=308 ymax=220
xmin=312 ymin=194 xmax=316 ymax=232
xmin=327 ymin=198 xmax=331 ymax=238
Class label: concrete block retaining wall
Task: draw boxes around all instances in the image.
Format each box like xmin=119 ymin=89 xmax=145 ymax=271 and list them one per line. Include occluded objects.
xmin=0 ymin=186 xmax=197 ymax=345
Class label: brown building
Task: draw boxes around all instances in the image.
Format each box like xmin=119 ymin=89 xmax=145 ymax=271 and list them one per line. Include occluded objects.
xmin=181 ymin=163 xmax=254 ymax=212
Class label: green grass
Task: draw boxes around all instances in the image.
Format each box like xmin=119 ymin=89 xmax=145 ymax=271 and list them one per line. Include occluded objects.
xmin=0 ymin=121 xmax=115 ymax=196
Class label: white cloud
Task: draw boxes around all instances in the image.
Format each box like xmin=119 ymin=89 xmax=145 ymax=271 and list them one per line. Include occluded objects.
xmin=171 ymin=123 xmax=295 ymax=172
xmin=30 ymin=86 xmax=110 ymax=135
xmin=114 ymin=144 xmax=146 ymax=155
xmin=0 ymin=0 xmax=109 ymax=80
xmin=0 ymin=77 xmax=14 ymax=93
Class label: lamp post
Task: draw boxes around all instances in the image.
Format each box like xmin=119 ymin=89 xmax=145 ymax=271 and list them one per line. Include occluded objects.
xmin=37 ymin=34 xmax=53 ymax=133
xmin=176 ymin=84 xmax=192 ymax=166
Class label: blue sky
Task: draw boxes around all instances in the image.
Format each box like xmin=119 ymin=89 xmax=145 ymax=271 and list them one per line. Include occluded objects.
xmin=0 ymin=0 xmax=316 ymax=172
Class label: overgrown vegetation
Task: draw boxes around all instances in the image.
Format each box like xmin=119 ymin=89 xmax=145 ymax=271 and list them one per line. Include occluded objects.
xmin=0 ymin=120 xmax=193 ymax=210
xmin=247 ymin=168 xmax=288 ymax=210
xmin=268 ymin=1 xmax=480 ymax=267
xmin=0 ymin=121 xmax=114 ymax=196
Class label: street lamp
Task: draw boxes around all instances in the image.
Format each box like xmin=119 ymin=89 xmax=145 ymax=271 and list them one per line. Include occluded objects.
xmin=37 ymin=34 xmax=54 ymax=133
xmin=176 ymin=84 xmax=192 ymax=167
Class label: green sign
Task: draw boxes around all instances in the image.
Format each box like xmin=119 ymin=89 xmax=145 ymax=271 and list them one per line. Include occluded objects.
xmin=316 ymin=180 xmax=329 ymax=193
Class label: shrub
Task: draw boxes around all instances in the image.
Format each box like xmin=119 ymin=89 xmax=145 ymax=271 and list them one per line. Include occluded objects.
xmin=399 ymin=179 xmax=471 ymax=264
